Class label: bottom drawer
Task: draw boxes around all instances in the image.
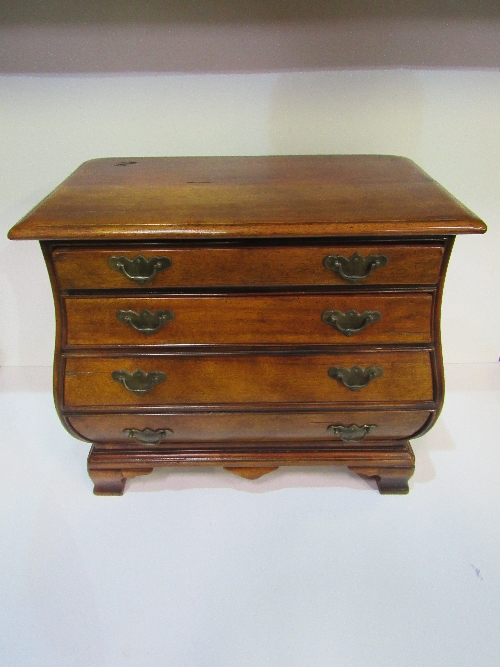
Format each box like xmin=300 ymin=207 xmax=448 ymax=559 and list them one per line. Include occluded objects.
xmin=67 ymin=410 xmax=431 ymax=446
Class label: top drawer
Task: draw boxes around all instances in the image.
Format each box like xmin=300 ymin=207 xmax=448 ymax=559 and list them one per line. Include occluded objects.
xmin=51 ymin=243 xmax=445 ymax=290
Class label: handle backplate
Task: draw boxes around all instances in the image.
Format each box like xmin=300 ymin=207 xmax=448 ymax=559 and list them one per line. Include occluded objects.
xmin=322 ymin=309 xmax=381 ymax=336
xmin=327 ymin=423 xmax=377 ymax=442
xmin=328 ymin=365 xmax=383 ymax=390
xmin=111 ymin=369 xmax=166 ymax=394
xmin=108 ymin=255 xmax=171 ymax=284
xmin=323 ymin=252 xmax=388 ymax=283
xmin=116 ymin=308 xmax=175 ymax=335
xmin=124 ymin=427 xmax=173 ymax=445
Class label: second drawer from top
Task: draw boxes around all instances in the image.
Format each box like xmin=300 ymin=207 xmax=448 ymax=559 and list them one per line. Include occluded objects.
xmin=64 ymin=292 xmax=434 ymax=347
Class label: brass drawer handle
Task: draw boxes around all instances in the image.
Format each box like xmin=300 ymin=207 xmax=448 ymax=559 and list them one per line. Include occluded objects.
xmin=111 ymin=369 xmax=166 ymax=394
xmin=108 ymin=255 xmax=171 ymax=284
xmin=327 ymin=424 xmax=377 ymax=442
xmin=116 ymin=308 xmax=175 ymax=335
xmin=124 ymin=427 xmax=173 ymax=445
xmin=322 ymin=309 xmax=381 ymax=336
xmin=323 ymin=252 xmax=388 ymax=283
xmin=328 ymin=365 xmax=383 ymax=390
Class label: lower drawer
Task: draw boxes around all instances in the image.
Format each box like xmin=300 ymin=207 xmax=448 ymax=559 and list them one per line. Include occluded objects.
xmin=62 ymin=351 xmax=434 ymax=408
xmin=67 ymin=410 xmax=431 ymax=445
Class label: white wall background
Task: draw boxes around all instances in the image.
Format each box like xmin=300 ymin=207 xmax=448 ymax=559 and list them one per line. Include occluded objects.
xmin=0 ymin=69 xmax=499 ymax=366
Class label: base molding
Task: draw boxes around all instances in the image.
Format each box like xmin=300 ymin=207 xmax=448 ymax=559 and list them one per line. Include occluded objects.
xmin=87 ymin=441 xmax=415 ymax=495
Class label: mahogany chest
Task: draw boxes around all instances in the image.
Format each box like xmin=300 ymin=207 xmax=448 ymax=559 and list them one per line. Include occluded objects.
xmin=8 ymin=155 xmax=486 ymax=494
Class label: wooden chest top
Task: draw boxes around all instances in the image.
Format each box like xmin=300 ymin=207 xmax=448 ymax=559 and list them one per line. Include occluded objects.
xmin=8 ymin=155 xmax=485 ymax=240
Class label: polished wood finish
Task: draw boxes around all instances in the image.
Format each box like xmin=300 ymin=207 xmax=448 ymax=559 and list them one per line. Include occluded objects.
xmin=86 ymin=440 xmax=416 ymax=495
xmin=8 ymin=156 xmax=485 ymax=239
xmin=51 ymin=243 xmax=445 ymax=289
xmin=64 ymin=293 xmax=433 ymax=347
xmin=8 ymin=156 xmax=486 ymax=494
xmin=67 ymin=410 xmax=431 ymax=444
xmin=62 ymin=351 xmax=433 ymax=408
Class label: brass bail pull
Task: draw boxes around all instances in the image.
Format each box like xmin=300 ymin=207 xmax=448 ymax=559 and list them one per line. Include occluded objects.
xmin=108 ymin=255 xmax=171 ymax=284
xmin=323 ymin=252 xmax=388 ymax=283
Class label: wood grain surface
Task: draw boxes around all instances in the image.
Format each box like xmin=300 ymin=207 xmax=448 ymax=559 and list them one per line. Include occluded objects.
xmin=51 ymin=242 xmax=445 ymax=289
xmin=63 ymin=351 xmax=434 ymax=409
xmin=64 ymin=292 xmax=433 ymax=347
xmin=68 ymin=410 xmax=431 ymax=444
xmin=8 ymin=156 xmax=486 ymax=240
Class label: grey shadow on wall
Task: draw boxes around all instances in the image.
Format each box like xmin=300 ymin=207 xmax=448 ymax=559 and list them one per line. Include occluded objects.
xmin=3 ymin=0 xmax=500 ymax=24
xmin=1 ymin=0 xmax=500 ymax=73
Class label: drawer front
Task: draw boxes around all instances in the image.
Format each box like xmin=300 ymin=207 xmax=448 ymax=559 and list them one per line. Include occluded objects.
xmin=52 ymin=243 xmax=444 ymax=289
xmin=68 ymin=410 xmax=431 ymax=444
xmin=63 ymin=351 xmax=434 ymax=409
xmin=64 ymin=293 xmax=433 ymax=347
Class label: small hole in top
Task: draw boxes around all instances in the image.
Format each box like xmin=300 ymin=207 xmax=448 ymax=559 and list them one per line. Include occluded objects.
xmin=115 ymin=161 xmax=138 ymax=166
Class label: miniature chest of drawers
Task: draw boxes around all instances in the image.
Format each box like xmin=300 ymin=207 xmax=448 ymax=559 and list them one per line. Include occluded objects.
xmin=8 ymin=155 xmax=486 ymax=495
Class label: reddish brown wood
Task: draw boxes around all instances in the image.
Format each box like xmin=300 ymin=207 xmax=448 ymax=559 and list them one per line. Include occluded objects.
xmin=88 ymin=467 xmax=154 ymax=496
xmin=51 ymin=243 xmax=446 ymax=289
xmin=349 ymin=442 xmax=415 ymax=493
xmin=64 ymin=292 xmax=433 ymax=347
xmin=224 ymin=467 xmax=279 ymax=480
xmin=8 ymin=156 xmax=486 ymax=494
xmin=87 ymin=441 xmax=416 ymax=494
xmin=8 ymin=156 xmax=485 ymax=240
xmin=349 ymin=467 xmax=414 ymax=494
xmin=67 ymin=410 xmax=431 ymax=444
xmin=421 ymin=236 xmax=455 ymax=437
xmin=87 ymin=441 xmax=416 ymax=468
xmin=62 ymin=351 xmax=434 ymax=409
